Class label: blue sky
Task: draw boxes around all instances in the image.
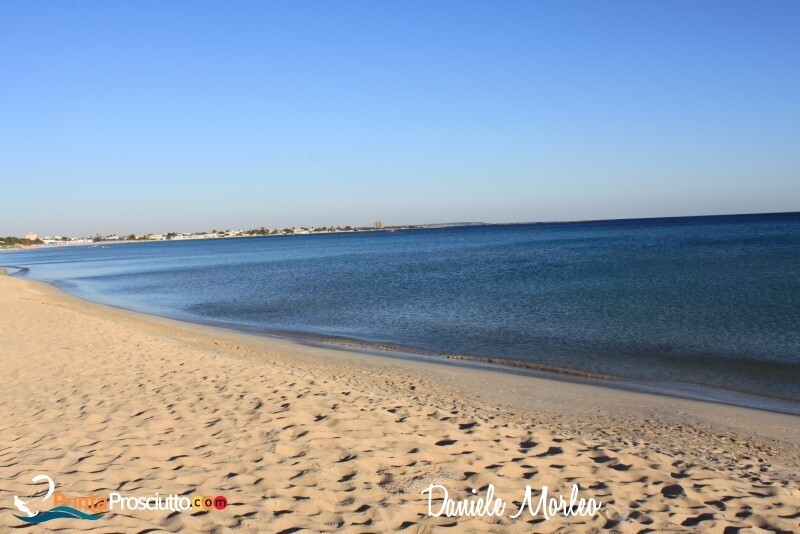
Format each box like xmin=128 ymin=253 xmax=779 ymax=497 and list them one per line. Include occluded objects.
xmin=1 ymin=1 xmax=798 ymax=236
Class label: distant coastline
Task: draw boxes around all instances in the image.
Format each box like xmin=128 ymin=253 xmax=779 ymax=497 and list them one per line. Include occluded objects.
xmin=1 ymin=221 xmax=489 ymax=251
xmin=5 ymin=210 xmax=798 ymax=252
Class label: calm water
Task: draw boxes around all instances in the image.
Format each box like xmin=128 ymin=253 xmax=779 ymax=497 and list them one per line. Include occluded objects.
xmin=5 ymin=213 xmax=800 ymax=410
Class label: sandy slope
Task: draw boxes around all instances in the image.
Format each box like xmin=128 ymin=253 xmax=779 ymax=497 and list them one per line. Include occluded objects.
xmin=0 ymin=272 xmax=797 ymax=532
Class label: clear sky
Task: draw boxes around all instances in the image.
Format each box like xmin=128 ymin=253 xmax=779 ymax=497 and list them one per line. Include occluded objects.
xmin=1 ymin=1 xmax=798 ymax=236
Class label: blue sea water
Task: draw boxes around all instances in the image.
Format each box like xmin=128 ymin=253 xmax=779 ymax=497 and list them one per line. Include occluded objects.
xmin=4 ymin=213 xmax=800 ymax=411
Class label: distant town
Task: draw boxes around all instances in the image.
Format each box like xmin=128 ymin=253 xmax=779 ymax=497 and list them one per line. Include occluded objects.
xmin=1 ymin=221 xmax=487 ymax=250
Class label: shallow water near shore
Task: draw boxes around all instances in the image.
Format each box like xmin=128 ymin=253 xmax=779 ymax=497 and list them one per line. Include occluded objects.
xmin=5 ymin=212 xmax=800 ymax=410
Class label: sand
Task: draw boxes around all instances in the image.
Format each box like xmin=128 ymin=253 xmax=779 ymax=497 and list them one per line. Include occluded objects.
xmin=0 ymin=271 xmax=797 ymax=532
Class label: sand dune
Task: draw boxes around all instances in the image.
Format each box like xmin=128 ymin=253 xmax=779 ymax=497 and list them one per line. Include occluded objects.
xmin=0 ymin=273 xmax=797 ymax=532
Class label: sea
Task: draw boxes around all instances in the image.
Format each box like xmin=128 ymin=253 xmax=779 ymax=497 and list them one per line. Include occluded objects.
xmin=4 ymin=212 xmax=799 ymax=413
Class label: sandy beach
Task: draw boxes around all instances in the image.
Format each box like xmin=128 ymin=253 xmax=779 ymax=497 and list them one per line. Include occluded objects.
xmin=0 ymin=271 xmax=798 ymax=532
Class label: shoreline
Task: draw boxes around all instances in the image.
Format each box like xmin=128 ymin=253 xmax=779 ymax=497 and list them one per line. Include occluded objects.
xmin=7 ymin=264 xmax=799 ymax=416
xmin=177 ymin=316 xmax=800 ymax=417
xmin=298 ymin=337 xmax=800 ymax=416
xmin=3 ymin=268 xmax=799 ymax=441
xmin=256 ymin=329 xmax=800 ymax=416
xmin=1 ymin=271 xmax=798 ymax=531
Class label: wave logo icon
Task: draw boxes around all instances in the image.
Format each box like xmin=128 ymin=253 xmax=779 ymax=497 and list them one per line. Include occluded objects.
xmin=13 ymin=474 xmax=105 ymax=524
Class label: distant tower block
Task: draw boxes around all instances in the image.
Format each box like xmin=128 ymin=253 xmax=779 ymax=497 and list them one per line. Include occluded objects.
xmin=25 ymin=232 xmax=38 ymax=241
xmin=374 ymin=221 xmax=385 ymax=229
